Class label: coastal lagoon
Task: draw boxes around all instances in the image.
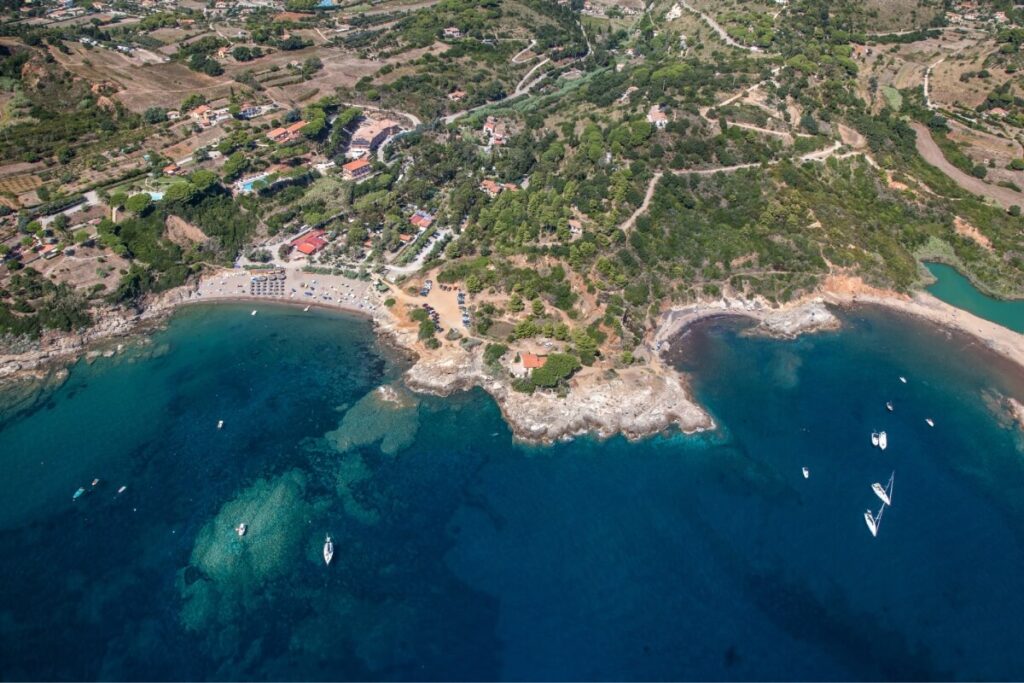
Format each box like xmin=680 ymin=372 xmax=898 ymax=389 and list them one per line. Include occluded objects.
xmin=925 ymin=262 xmax=1024 ymax=333
xmin=1 ymin=303 xmax=1023 ymax=680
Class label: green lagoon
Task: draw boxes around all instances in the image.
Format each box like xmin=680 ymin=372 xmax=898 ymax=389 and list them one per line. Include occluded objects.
xmin=925 ymin=262 xmax=1024 ymax=333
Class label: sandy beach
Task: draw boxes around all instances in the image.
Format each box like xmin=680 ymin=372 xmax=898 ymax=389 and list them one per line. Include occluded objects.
xmin=654 ymin=275 xmax=1024 ymax=378
xmin=189 ymin=267 xmax=382 ymax=317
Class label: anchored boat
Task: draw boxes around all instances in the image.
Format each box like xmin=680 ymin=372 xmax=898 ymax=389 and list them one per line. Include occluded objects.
xmin=872 ymin=472 xmax=895 ymax=506
xmin=865 ymin=472 xmax=895 ymax=537
xmin=871 ymin=432 xmax=880 ymax=447
xmin=323 ymin=535 xmax=334 ymax=566
xmin=878 ymin=431 xmax=888 ymax=450
xmin=802 ymin=467 xmax=810 ymax=479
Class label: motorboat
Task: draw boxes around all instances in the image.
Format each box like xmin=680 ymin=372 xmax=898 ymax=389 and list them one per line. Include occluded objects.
xmin=878 ymin=431 xmax=888 ymax=450
xmin=802 ymin=467 xmax=810 ymax=479
xmin=91 ymin=478 xmax=100 ymax=487
xmin=304 ymin=305 xmax=311 ymax=312
xmin=236 ymin=523 xmax=247 ymax=537
xmin=899 ymin=376 xmax=907 ymax=384
xmin=886 ymin=401 xmax=894 ymax=412
xmin=871 ymin=432 xmax=880 ymax=447
xmin=323 ymin=535 xmax=334 ymax=566
xmin=251 ymin=310 xmax=258 ymax=316
xmin=72 ymin=487 xmax=85 ymax=501
xmin=925 ymin=418 xmax=934 ymax=427
xmin=117 ymin=486 xmax=127 ymax=494
xmin=217 ymin=420 xmax=224 ymax=429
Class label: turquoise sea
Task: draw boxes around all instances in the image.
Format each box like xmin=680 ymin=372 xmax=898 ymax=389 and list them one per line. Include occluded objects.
xmin=925 ymin=262 xmax=1024 ymax=333
xmin=1 ymin=302 xmax=1023 ymax=680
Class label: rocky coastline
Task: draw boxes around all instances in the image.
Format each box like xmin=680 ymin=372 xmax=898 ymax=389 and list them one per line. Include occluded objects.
xmin=0 ymin=286 xmax=192 ymax=385
xmin=2 ymin=272 xmax=1023 ymax=446
xmin=381 ymin=297 xmax=844 ymax=445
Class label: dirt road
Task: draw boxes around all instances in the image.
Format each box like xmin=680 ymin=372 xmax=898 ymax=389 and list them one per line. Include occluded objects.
xmin=911 ymin=122 xmax=1024 ymax=210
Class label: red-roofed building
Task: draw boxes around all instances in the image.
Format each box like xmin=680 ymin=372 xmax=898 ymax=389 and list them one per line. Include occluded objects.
xmin=521 ymin=353 xmax=547 ymax=369
xmin=268 ymin=120 xmax=308 ymax=143
xmin=409 ymin=210 xmax=434 ymax=229
xmin=480 ymin=179 xmax=518 ymax=197
xmin=290 ymin=229 xmax=328 ymax=256
xmin=342 ymin=158 xmax=372 ymax=180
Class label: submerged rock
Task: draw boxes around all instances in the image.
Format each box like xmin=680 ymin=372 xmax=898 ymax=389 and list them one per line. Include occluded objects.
xmin=179 ymin=469 xmax=315 ymax=635
xmin=325 ymin=385 xmax=419 ymax=456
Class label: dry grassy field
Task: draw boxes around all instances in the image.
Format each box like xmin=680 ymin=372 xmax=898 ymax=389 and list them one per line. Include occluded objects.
xmin=0 ymin=174 xmax=42 ymax=195
xmin=861 ymin=0 xmax=944 ymax=32
xmin=50 ymin=43 xmax=236 ymax=112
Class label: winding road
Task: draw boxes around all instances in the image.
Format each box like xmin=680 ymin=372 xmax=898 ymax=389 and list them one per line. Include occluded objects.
xmin=911 ymin=122 xmax=1024 ymax=210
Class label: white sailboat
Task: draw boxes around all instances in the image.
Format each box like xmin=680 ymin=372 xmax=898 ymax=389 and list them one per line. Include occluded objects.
xmin=217 ymin=419 xmax=224 ymax=429
xmin=878 ymin=431 xmax=888 ymax=450
xmin=925 ymin=418 xmax=934 ymax=427
xmin=323 ymin=535 xmax=334 ymax=566
xmin=871 ymin=432 xmax=880 ymax=447
xmin=865 ymin=472 xmax=894 ymax=537
xmin=251 ymin=309 xmax=258 ymax=316
xmin=236 ymin=523 xmax=247 ymax=537
xmin=899 ymin=376 xmax=907 ymax=384
xmin=864 ymin=508 xmax=880 ymax=537
xmin=872 ymin=472 xmax=894 ymax=506
xmin=802 ymin=467 xmax=810 ymax=479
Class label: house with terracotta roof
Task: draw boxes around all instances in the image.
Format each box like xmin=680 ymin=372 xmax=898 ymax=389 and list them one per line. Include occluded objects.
xmin=342 ymin=158 xmax=372 ymax=180
xmin=447 ymin=89 xmax=467 ymax=101
xmin=409 ymin=210 xmax=434 ymax=229
xmin=267 ymin=120 xmax=308 ymax=144
xmin=479 ymin=179 xmax=518 ymax=198
xmin=521 ymin=353 xmax=547 ymax=369
xmin=290 ymin=229 xmax=328 ymax=256
xmin=647 ymin=105 xmax=669 ymax=129
xmin=442 ymin=26 xmax=462 ymax=39
xmin=190 ymin=105 xmax=217 ymax=127
xmin=483 ymin=116 xmax=509 ymax=146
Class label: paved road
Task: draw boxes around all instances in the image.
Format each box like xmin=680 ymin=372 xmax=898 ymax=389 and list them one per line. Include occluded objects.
xmin=911 ymin=122 xmax=1024 ymax=210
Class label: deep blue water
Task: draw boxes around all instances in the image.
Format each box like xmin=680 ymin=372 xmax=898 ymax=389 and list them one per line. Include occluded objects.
xmin=1 ymin=303 xmax=1023 ymax=680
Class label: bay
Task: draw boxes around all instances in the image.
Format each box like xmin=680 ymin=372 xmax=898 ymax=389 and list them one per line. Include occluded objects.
xmin=0 ymin=302 xmax=1022 ymax=680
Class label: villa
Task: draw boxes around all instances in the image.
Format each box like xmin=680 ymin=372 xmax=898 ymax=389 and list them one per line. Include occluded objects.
xmin=267 ymin=121 xmax=308 ymax=144
xmin=348 ymin=118 xmax=402 ymax=158
xmin=342 ymin=158 xmax=373 ymax=181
